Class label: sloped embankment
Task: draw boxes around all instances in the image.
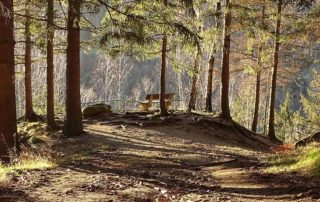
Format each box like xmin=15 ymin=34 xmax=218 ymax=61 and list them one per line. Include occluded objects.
xmin=87 ymin=112 xmax=276 ymax=152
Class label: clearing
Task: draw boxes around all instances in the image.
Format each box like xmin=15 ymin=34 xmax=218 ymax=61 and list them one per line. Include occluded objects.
xmin=1 ymin=113 xmax=319 ymax=202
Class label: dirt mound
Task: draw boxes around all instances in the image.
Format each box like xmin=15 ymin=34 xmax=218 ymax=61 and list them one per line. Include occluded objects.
xmin=178 ymin=113 xmax=275 ymax=151
xmin=86 ymin=112 xmax=275 ymax=152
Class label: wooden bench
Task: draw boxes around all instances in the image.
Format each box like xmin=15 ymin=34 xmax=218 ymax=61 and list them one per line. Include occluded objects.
xmin=138 ymin=93 xmax=174 ymax=111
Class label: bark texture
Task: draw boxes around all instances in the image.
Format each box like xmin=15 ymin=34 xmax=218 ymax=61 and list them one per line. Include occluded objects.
xmin=160 ymin=0 xmax=169 ymax=116
xmin=64 ymin=0 xmax=83 ymax=137
xmin=24 ymin=0 xmax=36 ymax=121
xmin=47 ymin=0 xmax=55 ymax=130
xmin=251 ymin=3 xmax=265 ymax=132
xmin=268 ymin=0 xmax=282 ymax=142
xmin=205 ymin=2 xmax=221 ymax=112
xmin=251 ymin=71 xmax=261 ymax=132
xmin=220 ymin=0 xmax=231 ymax=120
xmin=0 ymin=0 xmax=17 ymax=159
xmin=187 ymin=47 xmax=201 ymax=112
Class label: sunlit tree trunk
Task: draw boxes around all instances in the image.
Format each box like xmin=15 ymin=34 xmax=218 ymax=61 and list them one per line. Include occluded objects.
xmin=205 ymin=2 xmax=221 ymax=113
xmin=64 ymin=0 xmax=83 ymax=137
xmin=24 ymin=0 xmax=36 ymax=121
xmin=187 ymin=47 xmax=201 ymax=112
xmin=220 ymin=0 xmax=231 ymax=120
xmin=268 ymin=0 xmax=282 ymax=142
xmin=160 ymin=0 xmax=169 ymax=116
xmin=0 ymin=0 xmax=17 ymax=159
xmin=47 ymin=0 xmax=55 ymax=130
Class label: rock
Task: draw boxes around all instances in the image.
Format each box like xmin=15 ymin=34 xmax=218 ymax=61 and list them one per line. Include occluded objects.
xmin=295 ymin=132 xmax=320 ymax=147
xmin=83 ymin=103 xmax=112 ymax=117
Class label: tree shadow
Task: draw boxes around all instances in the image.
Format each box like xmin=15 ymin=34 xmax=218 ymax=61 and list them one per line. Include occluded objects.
xmin=0 ymin=187 xmax=36 ymax=202
xmin=61 ymin=156 xmax=220 ymax=194
xmin=49 ymin=114 xmax=320 ymax=199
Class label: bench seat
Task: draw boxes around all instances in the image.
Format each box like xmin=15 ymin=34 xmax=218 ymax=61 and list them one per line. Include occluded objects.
xmin=138 ymin=93 xmax=174 ymax=111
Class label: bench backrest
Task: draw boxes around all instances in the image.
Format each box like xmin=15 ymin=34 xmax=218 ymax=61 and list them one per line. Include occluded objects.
xmin=145 ymin=93 xmax=174 ymax=100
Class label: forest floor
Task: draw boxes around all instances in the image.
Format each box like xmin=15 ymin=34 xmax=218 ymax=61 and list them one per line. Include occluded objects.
xmin=1 ymin=112 xmax=320 ymax=202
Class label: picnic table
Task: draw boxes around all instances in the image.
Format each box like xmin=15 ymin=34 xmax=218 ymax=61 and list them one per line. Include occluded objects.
xmin=138 ymin=93 xmax=174 ymax=111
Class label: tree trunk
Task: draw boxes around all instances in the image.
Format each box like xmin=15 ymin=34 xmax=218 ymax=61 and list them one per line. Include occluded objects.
xmin=187 ymin=47 xmax=201 ymax=112
xmin=205 ymin=54 xmax=215 ymax=112
xmin=251 ymin=3 xmax=265 ymax=132
xmin=268 ymin=0 xmax=282 ymax=142
xmin=24 ymin=0 xmax=36 ymax=122
xmin=0 ymin=0 xmax=17 ymax=160
xmin=251 ymin=71 xmax=261 ymax=132
xmin=205 ymin=2 xmax=221 ymax=113
xmin=64 ymin=0 xmax=83 ymax=137
xmin=220 ymin=0 xmax=231 ymax=120
xmin=160 ymin=0 xmax=169 ymax=116
xmin=264 ymin=69 xmax=271 ymax=135
xmin=47 ymin=0 xmax=55 ymax=130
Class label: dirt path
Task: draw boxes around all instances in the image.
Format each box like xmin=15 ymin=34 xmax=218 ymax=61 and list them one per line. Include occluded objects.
xmin=1 ymin=115 xmax=319 ymax=201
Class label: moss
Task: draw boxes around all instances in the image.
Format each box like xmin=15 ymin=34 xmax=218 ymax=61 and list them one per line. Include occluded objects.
xmin=268 ymin=143 xmax=320 ymax=176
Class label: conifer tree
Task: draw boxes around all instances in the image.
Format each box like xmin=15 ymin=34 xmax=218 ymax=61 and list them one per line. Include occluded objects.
xmin=252 ymin=2 xmax=266 ymax=132
xmin=205 ymin=2 xmax=221 ymax=113
xmin=0 ymin=0 xmax=17 ymax=159
xmin=46 ymin=0 xmax=55 ymax=130
xmin=24 ymin=0 xmax=37 ymax=121
xmin=268 ymin=0 xmax=282 ymax=142
xmin=220 ymin=0 xmax=232 ymax=120
xmin=160 ymin=0 xmax=169 ymax=116
xmin=187 ymin=45 xmax=201 ymax=112
xmin=64 ymin=0 xmax=83 ymax=137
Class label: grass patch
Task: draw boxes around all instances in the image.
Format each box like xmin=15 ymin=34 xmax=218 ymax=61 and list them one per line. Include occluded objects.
xmin=268 ymin=143 xmax=320 ymax=176
xmin=0 ymin=122 xmax=56 ymax=185
xmin=0 ymin=153 xmax=55 ymax=185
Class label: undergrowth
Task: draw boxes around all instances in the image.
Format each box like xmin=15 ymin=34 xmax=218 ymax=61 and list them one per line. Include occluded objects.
xmin=268 ymin=143 xmax=320 ymax=176
xmin=0 ymin=151 xmax=55 ymax=185
xmin=0 ymin=122 xmax=56 ymax=185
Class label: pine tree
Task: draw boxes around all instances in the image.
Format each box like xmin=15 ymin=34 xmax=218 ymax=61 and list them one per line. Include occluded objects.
xmin=46 ymin=0 xmax=55 ymax=130
xmin=268 ymin=0 xmax=282 ymax=142
xmin=64 ymin=0 xmax=83 ymax=137
xmin=220 ymin=0 xmax=232 ymax=120
xmin=0 ymin=0 xmax=17 ymax=159
xmin=187 ymin=45 xmax=201 ymax=112
xmin=252 ymin=2 xmax=266 ymax=132
xmin=160 ymin=0 xmax=169 ymax=116
xmin=275 ymin=91 xmax=293 ymax=142
xmin=97 ymin=0 xmax=199 ymax=115
xmin=24 ymin=0 xmax=37 ymax=121
xmin=205 ymin=2 xmax=221 ymax=113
